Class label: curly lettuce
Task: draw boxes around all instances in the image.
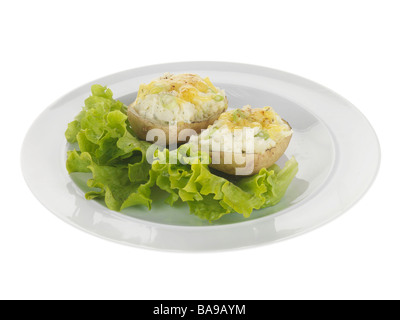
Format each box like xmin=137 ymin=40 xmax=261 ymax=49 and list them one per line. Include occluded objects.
xmin=66 ymin=85 xmax=298 ymax=221
xmin=150 ymin=147 xmax=298 ymax=221
xmin=66 ymin=85 xmax=152 ymax=211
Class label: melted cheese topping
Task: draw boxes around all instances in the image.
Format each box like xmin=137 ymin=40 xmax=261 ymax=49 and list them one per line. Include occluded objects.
xmin=218 ymin=105 xmax=291 ymax=141
xmin=131 ymin=73 xmax=227 ymax=124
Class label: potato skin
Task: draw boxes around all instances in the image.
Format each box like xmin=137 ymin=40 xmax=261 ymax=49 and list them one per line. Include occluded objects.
xmin=127 ymin=98 xmax=227 ymax=145
xmin=209 ymin=124 xmax=292 ymax=176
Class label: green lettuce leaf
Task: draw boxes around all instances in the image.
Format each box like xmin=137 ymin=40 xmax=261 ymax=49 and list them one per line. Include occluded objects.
xmin=66 ymin=85 xmax=133 ymax=165
xmin=65 ymin=85 xmax=153 ymax=211
xmin=149 ymin=147 xmax=298 ymax=221
xmin=67 ymin=151 xmax=153 ymax=211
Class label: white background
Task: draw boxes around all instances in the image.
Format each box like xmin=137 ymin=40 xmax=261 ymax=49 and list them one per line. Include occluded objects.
xmin=1 ymin=0 xmax=398 ymax=300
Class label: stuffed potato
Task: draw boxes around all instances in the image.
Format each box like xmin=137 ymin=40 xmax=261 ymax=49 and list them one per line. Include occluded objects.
xmin=189 ymin=106 xmax=293 ymax=175
xmin=128 ymin=73 xmax=228 ymax=144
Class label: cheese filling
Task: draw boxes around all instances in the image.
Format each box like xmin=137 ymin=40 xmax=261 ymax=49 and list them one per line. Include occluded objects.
xmin=131 ymin=73 xmax=227 ymax=124
xmin=189 ymin=106 xmax=292 ymax=154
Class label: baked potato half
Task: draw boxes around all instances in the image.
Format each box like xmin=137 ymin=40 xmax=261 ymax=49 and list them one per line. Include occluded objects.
xmin=189 ymin=106 xmax=293 ymax=176
xmin=128 ymin=73 xmax=228 ymax=145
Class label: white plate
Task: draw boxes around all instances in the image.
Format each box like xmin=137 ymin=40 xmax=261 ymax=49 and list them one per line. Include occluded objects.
xmin=21 ymin=62 xmax=380 ymax=251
